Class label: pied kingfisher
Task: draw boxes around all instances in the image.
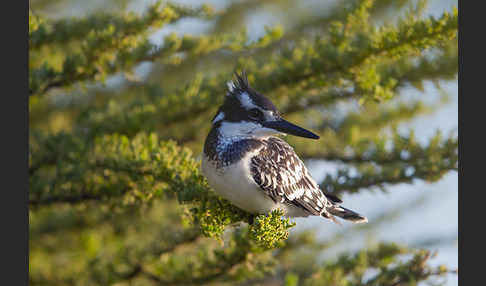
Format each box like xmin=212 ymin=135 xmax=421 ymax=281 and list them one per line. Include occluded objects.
xmin=201 ymin=72 xmax=367 ymax=223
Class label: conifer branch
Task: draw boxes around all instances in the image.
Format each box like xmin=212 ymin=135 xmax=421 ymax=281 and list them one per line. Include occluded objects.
xmin=29 ymin=2 xmax=215 ymax=96
xmin=29 ymin=1 xmax=458 ymax=284
xmin=29 ymin=3 xmax=214 ymax=49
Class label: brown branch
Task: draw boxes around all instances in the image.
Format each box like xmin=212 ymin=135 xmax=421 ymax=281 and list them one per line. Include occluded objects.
xmin=301 ymin=151 xmax=449 ymax=165
xmin=322 ymin=167 xmax=456 ymax=196
xmin=29 ymin=193 xmax=104 ymax=206
xmin=29 ymin=162 xmax=158 ymax=206
xmin=115 ymin=231 xmax=202 ymax=282
xmin=373 ymin=269 xmax=458 ymax=286
xmin=133 ymin=241 xmax=250 ymax=286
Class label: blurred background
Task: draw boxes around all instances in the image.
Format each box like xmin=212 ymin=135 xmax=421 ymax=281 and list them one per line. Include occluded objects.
xmin=29 ymin=0 xmax=458 ymax=285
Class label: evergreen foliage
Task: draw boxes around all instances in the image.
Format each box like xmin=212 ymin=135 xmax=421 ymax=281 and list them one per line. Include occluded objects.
xmin=29 ymin=0 xmax=458 ymax=285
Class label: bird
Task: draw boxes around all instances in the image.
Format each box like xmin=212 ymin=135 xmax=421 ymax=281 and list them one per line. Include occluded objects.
xmin=201 ymin=72 xmax=367 ymax=224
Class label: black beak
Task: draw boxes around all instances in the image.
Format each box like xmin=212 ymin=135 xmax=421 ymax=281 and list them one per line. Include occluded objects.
xmin=262 ymin=118 xmax=319 ymax=139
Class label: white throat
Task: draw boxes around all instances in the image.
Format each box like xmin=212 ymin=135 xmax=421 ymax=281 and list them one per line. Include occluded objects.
xmin=218 ymin=121 xmax=282 ymax=139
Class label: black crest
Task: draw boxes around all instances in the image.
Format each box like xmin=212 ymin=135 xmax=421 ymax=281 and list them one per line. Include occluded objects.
xmin=227 ymin=71 xmax=250 ymax=97
xmin=210 ymin=71 xmax=279 ymax=124
xmin=226 ymin=71 xmax=278 ymax=112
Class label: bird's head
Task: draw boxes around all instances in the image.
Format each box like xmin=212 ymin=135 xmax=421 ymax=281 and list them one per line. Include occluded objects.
xmin=211 ymin=72 xmax=320 ymax=140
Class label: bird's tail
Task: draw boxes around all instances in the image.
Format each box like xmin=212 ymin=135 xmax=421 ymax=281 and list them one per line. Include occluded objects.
xmin=326 ymin=206 xmax=368 ymax=224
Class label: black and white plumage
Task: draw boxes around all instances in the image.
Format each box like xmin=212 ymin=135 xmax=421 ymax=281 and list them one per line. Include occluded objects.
xmin=201 ymin=72 xmax=367 ymax=223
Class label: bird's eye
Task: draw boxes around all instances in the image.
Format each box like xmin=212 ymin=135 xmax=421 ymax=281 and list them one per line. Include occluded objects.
xmin=249 ymin=108 xmax=263 ymax=120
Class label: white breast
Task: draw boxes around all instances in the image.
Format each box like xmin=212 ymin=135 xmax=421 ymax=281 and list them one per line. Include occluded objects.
xmin=201 ymin=152 xmax=311 ymax=217
xmin=201 ymin=151 xmax=278 ymax=214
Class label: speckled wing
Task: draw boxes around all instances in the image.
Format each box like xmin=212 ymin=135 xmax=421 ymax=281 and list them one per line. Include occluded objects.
xmin=250 ymin=137 xmax=337 ymax=216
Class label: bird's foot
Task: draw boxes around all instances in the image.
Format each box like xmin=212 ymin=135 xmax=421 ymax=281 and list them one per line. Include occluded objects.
xmin=248 ymin=214 xmax=255 ymax=225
